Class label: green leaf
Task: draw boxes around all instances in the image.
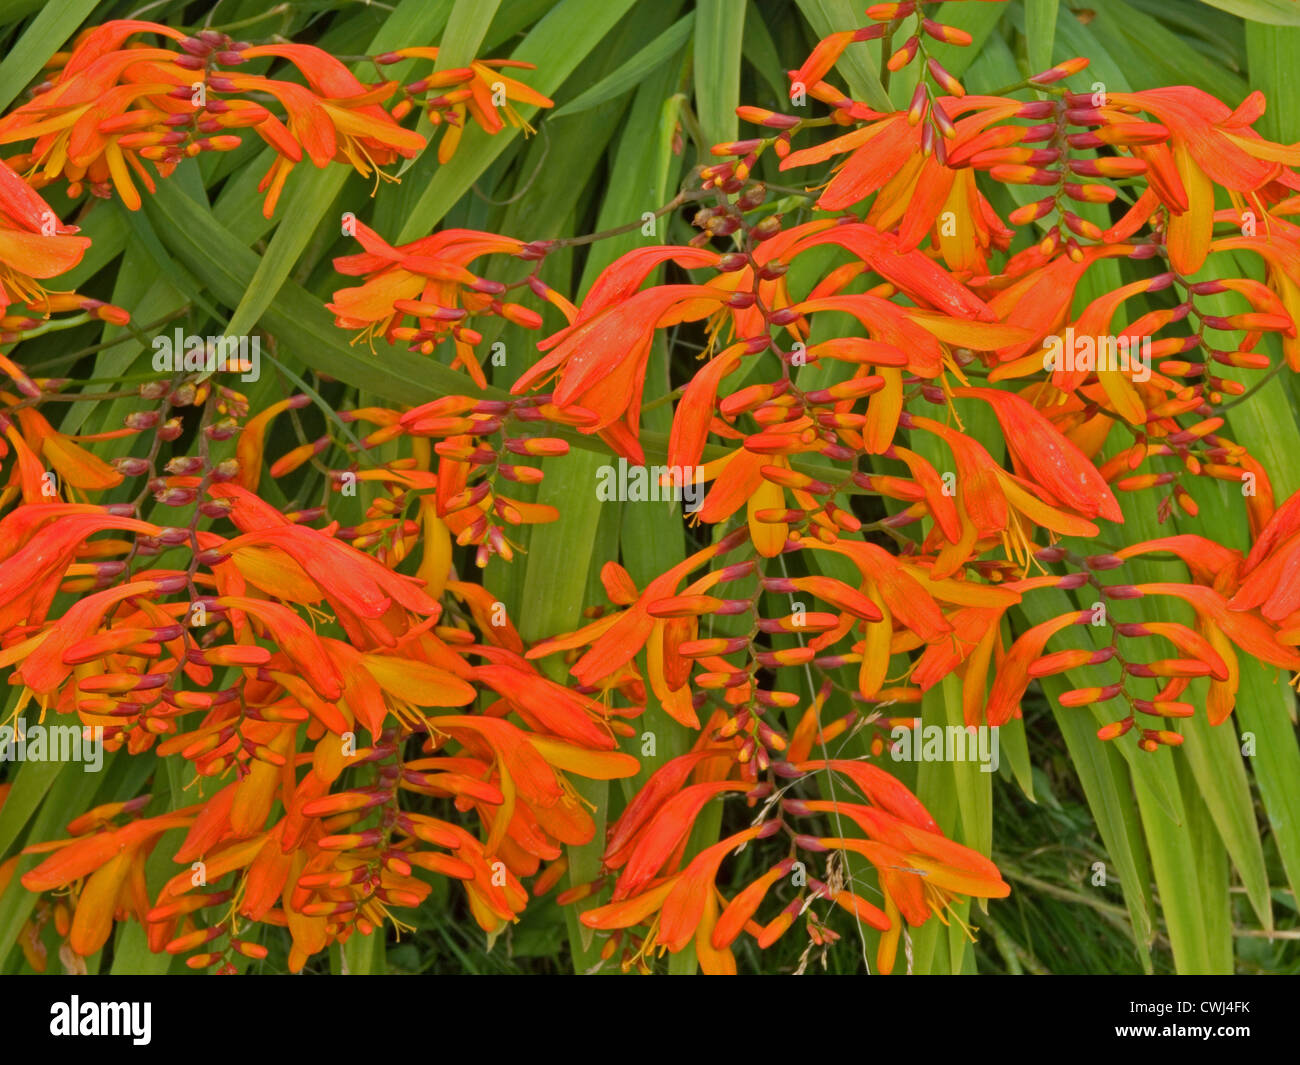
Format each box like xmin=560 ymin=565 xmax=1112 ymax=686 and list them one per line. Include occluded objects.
xmin=693 ymin=0 xmax=746 ymax=147
xmin=1178 ymin=755 xmax=1233 ymax=972
xmin=519 ymin=449 xmax=611 ymax=972
xmin=222 ymin=167 xmax=348 ymax=342
xmin=1198 ymin=0 xmax=1300 ymax=25
xmin=1177 ymin=713 xmax=1273 ymax=933
xmin=481 ymin=0 xmax=558 ymax=51
xmin=438 ymin=0 xmax=502 ymax=69
xmin=1088 ymin=0 xmax=1247 ymax=101
xmin=741 ymin=12 xmax=789 ymax=104
xmin=1245 ymin=23 xmax=1300 ymax=165
xmin=928 ymin=0 xmax=1012 ymax=80
xmin=1044 ymin=676 xmax=1156 ymax=969
xmin=1232 ymin=664 xmax=1300 ymax=907
xmin=343 ymin=928 xmax=384 ymax=974
xmin=1133 ymin=761 xmax=1216 ymax=972
xmin=1017 ymin=593 xmax=1165 ymax=967
xmin=0 ymin=762 xmax=95 ymax=968
xmin=997 ymin=713 xmax=1036 ymax=801
xmin=1025 ymin=0 xmax=1060 ymax=73
xmin=0 ymin=0 xmax=99 ymax=112
xmin=551 ymin=14 xmax=692 ymax=118
xmin=0 ymin=758 xmax=65 ymax=861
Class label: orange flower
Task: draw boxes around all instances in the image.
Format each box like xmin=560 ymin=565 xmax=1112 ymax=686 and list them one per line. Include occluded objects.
xmin=0 ymin=506 xmax=159 ymax=633
xmin=328 ymin=220 xmax=534 ymax=382
xmin=22 ymin=809 xmax=194 ymax=956
xmin=791 ymin=760 xmax=1007 ymax=974
xmin=1102 ymin=87 xmax=1300 ymax=273
xmin=2 ymin=404 xmax=122 ymax=504
xmin=377 ymin=48 xmax=554 ymax=162
xmin=1232 ymin=486 xmax=1300 ymax=624
xmin=951 ymin=386 xmax=1124 ymax=523
xmin=903 ymin=413 xmax=1107 ymax=575
xmin=528 ymin=531 xmax=750 ymax=722
xmin=0 ymin=160 xmax=91 ymax=312
xmin=581 ymin=825 xmax=768 ymax=973
xmin=0 ymin=22 xmax=434 ymax=217
xmin=223 ymin=44 xmax=425 ymax=216
xmin=779 ymin=96 xmax=1023 ymax=259
xmin=0 ymin=21 xmax=216 ymax=209
xmin=788 ymin=221 xmax=1001 ymax=323
xmin=514 ymin=245 xmax=723 ymax=462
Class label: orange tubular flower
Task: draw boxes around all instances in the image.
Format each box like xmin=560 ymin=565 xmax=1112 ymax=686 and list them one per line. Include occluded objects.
xmin=951 ymin=387 xmax=1124 ymax=524
xmin=0 ymin=160 xmax=91 ymax=312
xmin=2 ymin=405 xmax=122 ymax=504
xmin=328 ymin=220 xmax=534 ymax=383
xmin=530 ymin=530 xmax=749 ymax=704
xmin=818 ymin=832 xmax=1009 ymax=974
xmin=1232 ymin=485 xmax=1300 ymax=624
xmin=376 ymin=48 xmax=554 ymax=163
xmin=0 ymin=20 xmax=191 ymax=207
xmin=1102 ymin=87 xmax=1300 ymax=274
xmin=568 ymin=741 xmax=1010 ymax=974
xmin=787 ymin=760 xmax=1007 ymax=973
xmin=778 ymin=96 xmax=1024 ymax=251
xmin=0 ymin=22 xmax=541 ymax=217
xmin=6 ymin=475 xmax=642 ymax=967
xmin=224 ymin=44 xmax=425 ymax=216
xmin=902 ymin=414 xmax=1103 ymax=576
xmin=22 ymin=810 xmax=195 ymax=956
xmin=513 ymin=245 xmax=724 ymax=462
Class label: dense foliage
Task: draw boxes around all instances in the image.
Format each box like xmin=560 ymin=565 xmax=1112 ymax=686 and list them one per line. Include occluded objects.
xmin=2 ymin=0 xmax=1300 ymax=976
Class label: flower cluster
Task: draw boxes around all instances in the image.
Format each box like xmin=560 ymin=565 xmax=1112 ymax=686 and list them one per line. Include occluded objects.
xmin=3 ymin=3 xmax=1299 ymax=976
xmin=0 ymin=20 xmax=550 ymax=217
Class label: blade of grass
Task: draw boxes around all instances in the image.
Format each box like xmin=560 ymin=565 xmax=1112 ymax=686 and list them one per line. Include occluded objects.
xmin=438 ymin=0 xmax=501 ymax=68
xmin=693 ymin=0 xmax=745 ymax=147
xmin=1025 ymin=0 xmax=1060 ymax=74
xmin=1244 ymin=21 xmax=1300 ymax=146
xmin=480 ymin=0 xmax=558 ymax=50
xmin=1199 ymin=0 xmax=1300 ymax=25
xmin=741 ymin=11 xmax=789 ymax=104
xmin=0 ymin=0 xmax=100 ymax=112
xmin=1041 ymin=672 xmax=1157 ymax=969
xmin=0 ymin=758 xmax=64 ymax=863
xmin=551 ymin=14 xmax=692 ymax=118
xmin=1087 ymin=0 xmax=1247 ymax=100
xmin=517 ymin=453 xmax=610 ymax=972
